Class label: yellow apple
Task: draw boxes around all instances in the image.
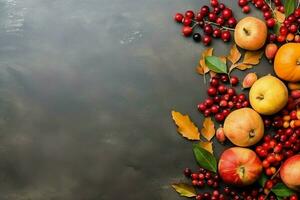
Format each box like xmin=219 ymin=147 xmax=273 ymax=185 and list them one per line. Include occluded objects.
xmin=234 ymin=17 xmax=267 ymax=50
xmin=249 ymin=75 xmax=288 ymax=115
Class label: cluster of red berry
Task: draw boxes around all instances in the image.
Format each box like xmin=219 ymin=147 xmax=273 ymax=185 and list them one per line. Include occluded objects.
xmin=174 ymin=0 xmax=236 ymax=45
xmin=255 ymin=95 xmax=300 ymax=177
xmin=197 ymin=75 xmax=249 ymax=122
xmin=183 ymin=167 xmax=291 ymax=200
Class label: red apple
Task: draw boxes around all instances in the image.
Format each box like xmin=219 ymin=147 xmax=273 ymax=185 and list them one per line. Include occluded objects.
xmin=280 ymin=155 xmax=300 ymax=191
xmin=218 ymin=147 xmax=262 ymax=186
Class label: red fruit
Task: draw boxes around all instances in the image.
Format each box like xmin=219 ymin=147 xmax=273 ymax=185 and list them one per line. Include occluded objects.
xmin=174 ymin=13 xmax=184 ymax=22
xmin=182 ymin=26 xmax=193 ymax=37
xmin=280 ymin=26 xmax=289 ymax=36
xmin=216 ymin=126 xmax=226 ymax=143
xmin=289 ymin=24 xmax=298 ymax=33
xmin=205 ymin=98 xmax=214 ymax=106
xmin=228 ymin=101 xmax=234 ymax=108
xmin=265 ymin=180 xmax=274 ymax=189
xmin=278 ymin=5 xmax=285 ymax=12
xmin=218 ymin=85 xmax=227 ymax=94
xmin=262 ymin=160 xmax=270 ymax=168
xmin=213 ymin=7 xmax=221 ymax=14
xmin=238 ymin=93 xmax=246 ymax=101
xmin=198 ymin=103 xmax=206 ymax=112
xmin=191 ymin=173 xmax=198 ymax=179
xmin=218 ymin=147 xmax=263 ymax=186
xmin=277 ymin=35 xmax=286 ymax=43
xmin=219 ymin=3 xmax=225 ymax=10
xmin=238 ymin=0 xmax=248 ymax=7
xmin=280 ymin=155 xmax=300 ymax=191
xmin=212 ymin=28 xmax=221 ymax=38
xmin=242 ymin=5 xmax=251 ymax=13
xmin=294 ymin=35 xmax=300 ymax=42
xmin=210 ymin=77 xmax=219 ymax=87
xmin=221 ymin=74 xmax=229 ymax=82
xmin=222 ymin=94 xmax=230 ymax=101
xmin=185 ymin=10 xmax=195 ymax=18
xmin=227 ymin=88 xmax=236 ymax=96
xmin=266 ymin=18 xmax=276 ymax=28
xmin=204 ymin=109 xmax=211 ymax=117
xmin=207 ymin=87 xmax=218 ymax=96
xmin=215 ymin=113 xmax=225 ymax=122
xmin=213 ymin=96 xmax=221 ymax=103
xmin=195 ymin=12 xmax=204 ymax=21
xmin=220 ymin=100 xmax=228 ymax=107
xmin=222 ymin=8 xmax=232 ymax=19
xmin=182 ymin=18 xmax=192 ymax=26
xmin=216 ymin=17 xmax=225 ymax=25
xmin=203 ymin=35 xmax=212 ymax=45
xmin=208 ymin=12 xmax=217 ymax=22
xmin=268 ymin=33 xmax=277 ymax=42
xmin=242 ymin=100 xmax=249 ymax=107
xmin=221 ymin=31 xmax=231 ymax=42
xmin=290 ymin=195 xmax=298 ymax=200
xmin=288 ymin=15 xmax=296 ymax=22
xmin=222 ymin=109 xmax=230 ymax=117
xmin=204 ymin=24 xmax=213 ymax=35
xmin=295 ymin=8 xmax=300 ymax=17
xmin=211 ymin=105 xmax=219 ymax=113
xmin=230 ymin=76 xmax=239 ymax=86
xmin=228 ymin=17 xmax=237 ymax=27
xmin=255 ymin=0 xmax=264 ymax=8
xmin=210 ymin=0 xmax=219 ymax=7
xmin=200 ymin=6 xmax=210 ymax=16
xmin=264 ymin=11 xmax=272 ymax=20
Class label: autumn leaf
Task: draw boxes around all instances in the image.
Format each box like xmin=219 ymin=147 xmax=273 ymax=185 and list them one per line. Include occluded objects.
xmin=243 ymin=51 xmax=263 ymax=65
xmin=227 ymin=44 xmax=241 ymax=64
xmin=209 ymin=71 xmax=217 ymax=78
xmin=171 ymin=111 xmax=200 ymax=140
xmin=197 ymin=48 xmax=214 ymax=75
xmin=201 ymin=117 xmax=215 ymax=141
xmin=234 ymin=63 xmax=253 ymax=71
xmin=171 ymin=183 xmax=197 ymax=197
xmin=274 ymin=9 xmax=285 ymax=23
xmin=199 ymin=141 xmax=213 ymax=154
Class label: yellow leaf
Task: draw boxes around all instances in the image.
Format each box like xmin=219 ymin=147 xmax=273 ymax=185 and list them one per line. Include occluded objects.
xmin=236 ymin=63 xmax=253 ymax=70
xmin=227 ymin=44 xmax=241 ymax=64
xmin=201 ymin=117 xmax=215 ymax=141
xmin=274 ymin=9 xmax=285 ymax=23
xmin=171 ymin=111 xmax=200 ymax=140
xmin=196 ymin=65 xmax=204 ymax=75
xmin=171 ymin=183 xmax=197 ymax=197
xmin=243 ymin=50 xmax=263 ymax=65
xmin=199 ymin=141 xmax=213 ymax=154
xmin=219 ymin=56 xmax=227 ymax=64
xmin=197 ymin=48 xmax=214 ymax=75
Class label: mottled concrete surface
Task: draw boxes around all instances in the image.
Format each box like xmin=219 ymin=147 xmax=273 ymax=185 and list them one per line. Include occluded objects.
xmin=0 ymin=0 xmax=273 ymax=199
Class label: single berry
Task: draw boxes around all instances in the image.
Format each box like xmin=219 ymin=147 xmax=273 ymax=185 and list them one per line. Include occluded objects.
xmin=182 ymin=18 xmax=192 ymax=26
xmin=219 ymin=3 xmax=225 ymax=10
xmin=208 ymin=12 xmax=217 ymax=22
xmin=174 ymin=13 xmax=184 ymax=22
xmin=182 ymin=26 xmax=193 ymax=37
xmin=216 ymin=17 xmax=225 ymax=25
xmin=211 ymin=105 xmax=219 ymax=113
xmin=203 ymin=35 xmax=212 ymax=45
xmin=280 ymin=26 xmax=288 ymax=36
xmin=207 ymin=87 xmax=218 ymax=96
xmin=204 ymin=24 xmax=213 ymax=35
xmin=183 ymin=168 xmax=192 ymax=177
xmin=185 ymin=10 xmax=195 ymax=18
xmin=264 ymin=11 xmax=272 ymax=20
xmin=228 ymin=17 xmax=237 ymax=27
xmin=205 ymin=98 xmax=214 ymax=106
xmin=210 ymin=77 xmax=219 ymax=87
xmin=230 ymin=76 xmax=239 ymax=86
xmin=212 ymin=28 xmax=221 ymax=38
xmin=242 ymin=5 xmax=251 ymax=13
xmin=218 ymin=85 xmax=227 ymax=94
xmin=289 ymin=24 xmax=298 ymax=33
xmin=193 ymin=33 xmax=202 ymax=42
xmin=200 ymin=6 xmax=210 ymax=16
xmin=215 ymin=113 xmax=225 ymax=122
xmin=238 ymin=0 xmax=248 ymax=7
xmin=211 ymin=0 xmax=219 ymax=7
xmin=222 ymin=8 xmax=232 ymax=19
xmin=213 ymin=7 xmax=221 ymax=14
xmin=277 ymin=35 xmax=286 ymax=43
xmin=266 ymin=18 xmax=276 ymax=28
xmin=221 ymin=30 xmax=231 ymax=42
xmin=198 ymin=103 xmax=206 ymax=112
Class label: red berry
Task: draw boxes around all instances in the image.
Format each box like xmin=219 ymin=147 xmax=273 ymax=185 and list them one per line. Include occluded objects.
xmin=220 ymin=100 xmax=228 ymax=107
xmin=192 ymin=180 xmax=198 ymax=186
xmin=230 ymin=76 xmax=239 ymax=86
xmin=242 ymin=100 xmax=249 ymax=107
xmin=210 ymin=0 xmax=219 ymax=7
xmin=289 ymin=24 xmax=298 ymax=33
xmin=266 ymin=18 xmax=276 ymax=28
xmin=183 ymin=168 xmax=192 ymax=177
xmin=219 ymin=3 xmax=225 ymax=10
xmin=213 ymin=96 xmax=221 ymax=103
xmin=264 ymin=11 xmax=272 ymax=20
xmin=182 ymin=26 xmax=193 ymax=37
xmin=182 ymin=18 xmax=192 ymax=26
xmin=203 ymin=35 xmax=212 ymax=45
xmin=227 ymin=88 xmax=236 ymax=96
xmin=215 ymin=113 xmax=225 ymax=122
xmin=204 ymin=109 xmax=211 ymax=117
xmin=221 ymin=30 xmax=231 ymax=42
xmin=288 ymin=14 xmax=296 ymax=22
xmin=268 ymin=33 xmax=277 ymax=42
xmin=262 ymin=5 xmax=269 ymax=12
xmin=205 ymin=98 xmax=214 ymax=106
xmin=265 ymin=180 xmax=274 ymax=189
xmin=238 ymin=0 xmax=248 ymax=7
xmin=222 ymin=109 xmax=230 ymax=117
xmin=211 ymin=105 xmax=219 ymax=113
xmin=191 ymin=173 xmax=198 ymax=179
xmin=174 ymin=13 xmax=184 ymax=22
xmin=290 ymin=194 xmax=298 ymax=200
xmin=274 ymin=0 xmax=282 ymax=6
xmin=242 ymin=5 xmax=251 ymax=13
xmin=198 ymin=173 xmax=205 ymax=180
xmin=255 ymin=0 xmax=264 ymax=8
xmin=200 ymin=6 xmax=210 ymax=16
xmin=266 ymin=154 xmax=276 ymax=163
xmin=290 ymin=110 xmax=297 ymax=119
xmin=207 ymin=87 xmax=218 ymax=96
xmin=198 ymin=103 xmax=206 ymax=112
xmin=228 ymin=17 xmax=237 ymax=27
xmin=222 ymin=94 xmax=230 ymax=101
xmin=196 ymin=194 xmax=203 ymax=200
xmin=278 ymin=5 xmax=284 ymax=12
xmin=208 ymin=12 xmax=217 ymax=22
xmin=222 ymin=8 xmax=232 ymax=19
xmin=280 ymin=26 xmax=288 ymax=36
xmin=210 ymin=77 xmax=219 ymax=87
xmin=213 ymin=7 xmax=221 ymax=14
xmin=218 ymin=85 xmax=227 ymax=94
xmin=228 ymin=101 xmax=234 ymax=108
xmin=238 ymin=93 xmax=246 ymax=101
xmin=216 ymin=17 xmax=224 ymax=25
xmin=295 ymin=8 xmax=300 ymax=18
xmin=185 ymin=10 xmax=195 ymax=18
xmin=212 ymin=28 xmax=221 ymax=38
xmin=204 ymin=24 xmax=213 ymax=35
xmin=195 ymin=12 xmax=204 ymax=21
xmin=221 ymin=75 xmax=228 ymax=82
xmin=277 ymin=34 xmax=286 ymax=43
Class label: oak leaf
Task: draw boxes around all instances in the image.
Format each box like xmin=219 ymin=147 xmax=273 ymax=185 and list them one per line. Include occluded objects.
xmin=227 ymin=44 xmax=241 ymax=64
xmin=199 ymin=141 xmax=213 ymax=154
xmin=171 ymin=111 xmax=200 ymax=140
xmin=171 ymin=183 xmax=197 ymax=197
xmin=274 ymin=9 xmax=285 ymax=23
xmin=243 ymin=50 xmax=263 ymax=65
xmin=197 ymin=48 xmax=214 ymax=75
xmin=201 ymin=117 xmax=215 ymax=141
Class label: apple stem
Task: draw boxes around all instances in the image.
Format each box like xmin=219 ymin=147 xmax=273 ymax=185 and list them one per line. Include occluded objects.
xmin=296 ymin=58 xmax=300 ymax=65
xmin=243 ymin=28 xmax=250 ymax=36
xmin=249 ymin=130 xmax=255 ymax=138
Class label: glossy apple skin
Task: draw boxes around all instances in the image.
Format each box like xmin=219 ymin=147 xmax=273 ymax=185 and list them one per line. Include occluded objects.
xmin=280 ymin=155 xmax=300 ymax=191
xmin=218 ymin=147 xmax=262 ymax=186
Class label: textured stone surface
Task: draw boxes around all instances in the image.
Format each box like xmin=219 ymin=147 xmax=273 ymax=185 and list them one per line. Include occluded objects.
xmin=0 ymin=0 xmax=272 ymax=199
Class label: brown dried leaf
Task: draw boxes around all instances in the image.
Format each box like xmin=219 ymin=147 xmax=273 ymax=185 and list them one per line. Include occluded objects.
xmin=197 ymin=48 xmax=214 ymax=74
xmin=227 ymin=44 xmax=241 ymax=64
xmin=201 ymin=117 xmax=215 ymax=141
xmin=236 ymin=63 xmax=253 ymax=70
xmin=209 ymin=71 xmax=217 ymax=78
xmin=219 ymin=56 xmax=227 ymax=64
xmin=274 ymin=9 xmax=285 ymax=23
xmin=171 ymin=183 xmax=197 ymax=197
xmin=196 ymin=65 xmax=204 ymax=75
xmin=243 ymin=51 xmax=263 ymax=65
xmin=171 ymin=111 xmax=200 ymax=140
xmin=199 ymin=141 xmax=213 ymax=154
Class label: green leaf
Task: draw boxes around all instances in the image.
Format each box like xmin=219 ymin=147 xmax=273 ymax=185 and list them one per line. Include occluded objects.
xmin=273 ymin=22 xmax=281 ymax=35
xmin=271 ymin=183 xmax=295 ymax=197
xmin=205 ymin=56 xmax=227 ymax=74
xmin=171 ymin=183 xmax=197 ymax=198
xmin=258 ymin=173 xmax=268 ymax=187
xmin=284 ymin=0 xmax=297 ymax=16
xmin=192 ymin=144 xmax=217 ymax=173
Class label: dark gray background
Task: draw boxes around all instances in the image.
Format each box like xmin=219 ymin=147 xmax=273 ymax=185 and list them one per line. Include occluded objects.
xmin=0 ymin=0 xmax=273 ymax=199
